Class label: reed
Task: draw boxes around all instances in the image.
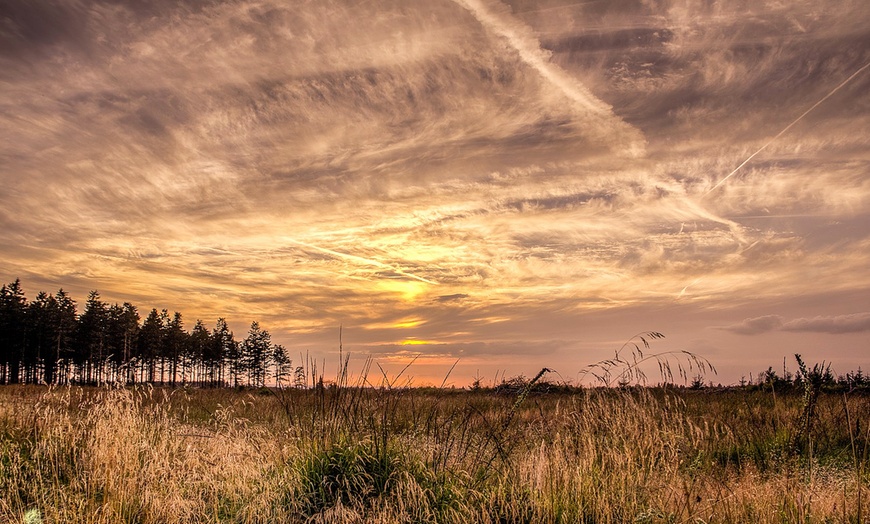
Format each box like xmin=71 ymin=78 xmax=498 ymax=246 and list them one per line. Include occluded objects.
xmin=0 ymin=374 xmax=867 ymax=523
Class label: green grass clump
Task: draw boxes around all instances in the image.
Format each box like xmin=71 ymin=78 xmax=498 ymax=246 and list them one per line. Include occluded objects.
xmin=295 ymin=440 xmax=403 ymax=515
xmin=292 ymin=438 xmax=470 ymax=522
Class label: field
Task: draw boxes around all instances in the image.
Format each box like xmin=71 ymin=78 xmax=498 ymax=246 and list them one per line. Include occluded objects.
xmin=0 ymin=378 xmax=868 ymax=523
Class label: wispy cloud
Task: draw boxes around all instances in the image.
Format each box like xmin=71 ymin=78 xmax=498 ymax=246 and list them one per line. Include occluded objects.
xmin=782 ymin=313 xmax=870 ymax=334
xmin=719 ymin=315 xmax=785 ymax=335
xmin=0 ymin=0 xmax=868 ymax=382
xmin=720 ymin=313 xmax=870 ymax=335
xmin=704 ymin=62 xmax=870 ymax=196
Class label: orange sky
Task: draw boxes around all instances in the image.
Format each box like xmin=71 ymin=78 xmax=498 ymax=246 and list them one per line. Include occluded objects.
xmin=1 ymin=0 xmax=869 ymax=385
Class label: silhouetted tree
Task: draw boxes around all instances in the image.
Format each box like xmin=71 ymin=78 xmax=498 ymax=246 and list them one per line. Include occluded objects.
xmin=273 ymin=343 xmax=291 ymax=387
xmin=76 ymin=291 xmax=110 ymax=384
xmin=107 ymin=302 xmax=140 ymax=383
xmin=0 ymin=279 xmax=28 ymax=384
xmin=189 ymin=319 xmax=211 ymax=385
xmin=211 ymin=318 xmax=237 ymax=387
xmin=138 ymin=309 xmax=165 ymax=383
xmin=52 ymin=289 xmax=77 ymax=383
xmin=165 ymin=312 xmax=187 ymax=386
xmin=25 ymin=291 xmax=54 ymax=383
xmin=0 ymin=279 xmax=294 ymax=387
xmin=242 ymin=321 xmax=272 ymax=388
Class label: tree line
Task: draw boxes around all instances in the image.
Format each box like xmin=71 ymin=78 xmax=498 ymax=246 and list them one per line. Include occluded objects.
xmin=0 ymin=279 xmax=296 ymax=387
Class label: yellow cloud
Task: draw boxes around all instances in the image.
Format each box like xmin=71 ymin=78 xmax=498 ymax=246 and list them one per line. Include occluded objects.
xmin=394 ymin=318 xmax=426 ymax=328
xmin=400 ymin=338 xmax=437 ymax=346
xmin=377 ymin=280 xmax=428 ymax=301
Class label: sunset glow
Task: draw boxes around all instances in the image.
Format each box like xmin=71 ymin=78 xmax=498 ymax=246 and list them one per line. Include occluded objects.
xmin=1 ymin=0 xmax=868 ymax=385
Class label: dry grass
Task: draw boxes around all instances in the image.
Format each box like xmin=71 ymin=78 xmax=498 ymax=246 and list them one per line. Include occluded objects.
xmin=0 ymin=384 xmax=867 ymax=523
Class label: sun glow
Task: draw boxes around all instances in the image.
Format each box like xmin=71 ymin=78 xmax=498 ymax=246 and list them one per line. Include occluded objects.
xmin=377 ymin=280 xmax=428 ymax=301
xmin=400 ymin=338 xmax=438 ymax=346
xmin=393 ymin=318 xmax=426 ymax=328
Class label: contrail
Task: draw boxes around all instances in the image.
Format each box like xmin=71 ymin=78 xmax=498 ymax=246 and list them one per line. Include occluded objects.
xmin=452 ymin=0 xmax=646 ymax=156
xmin=677 ymin=278 xmax=702 ymax=299
xmin=452 ymin=0 xmax=612 ymax=116
xmin=704 ymin=61 xmax=870 ymax=197
xmin=283 ymin=238 xmax=439 ymax=285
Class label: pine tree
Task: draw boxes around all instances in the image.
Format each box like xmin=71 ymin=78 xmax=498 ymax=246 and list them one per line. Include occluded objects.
xmin=165 ymin=312 xmax=187 ymax=386
xmin=52 ymin=289 xmax=77 ymax=384
xmin=107 ymin=303 xmax=140 ymax=383
xmin=241 ymin=321 xmax=272 ymax=388
xmin=76 ymin=291 xmax=109 ymax=384
xmin=0 ymin=278 xmax=287 ymax=388
xmin=272 ymin=344 xmax=291 ymax=388
xmin=189 ymin=320 xmax=211 ymax=385
xmin=0 ymin=279 xmax=28 ymax=384
xmin=211 ymin=318 xmax=236 ymax=387
xmin=138 ymin=309 xmax=164 ymax=383
xmin=25 ymin=291 xmax=57 ymax=383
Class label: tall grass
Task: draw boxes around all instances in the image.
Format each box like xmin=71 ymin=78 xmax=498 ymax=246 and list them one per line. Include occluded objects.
xmin=0 ymin=378 xmax=867 ymax=522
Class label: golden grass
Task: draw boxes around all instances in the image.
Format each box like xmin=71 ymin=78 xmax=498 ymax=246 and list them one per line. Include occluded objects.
xmin=0 ymin=384 xmax=867 ymax=523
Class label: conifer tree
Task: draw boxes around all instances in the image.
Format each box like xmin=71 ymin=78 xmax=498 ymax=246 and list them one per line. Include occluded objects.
xmin=107 ymin=302 xmax=140 ymax=383
xmin=76 ymin=291 xmax=108 ymax=384
xmin=242 ymin=321 xmax=272 ymax=388
xmin=52 ymin=289 xmax=77 ymax=384
xmin=138 ymin=309 xmax=164 ymax=383
xmin=189 ymin=320 xmax=211 ymax=385
xmin=0 ymin=279 xmax=28 ymax=384
xmin=273 ymin=343 xmax=291 ymax=388
xmin=166 ymin=312 xmax=187 ymax=386
xmin=25 ymin=291 xmax=54 ymax=383
xmin=211 ymin=318 xmax=236 ymax=387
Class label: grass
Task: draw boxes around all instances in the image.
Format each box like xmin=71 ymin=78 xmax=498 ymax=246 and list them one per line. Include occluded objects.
xmin=0 ymin=381 xmax=868 ymax=523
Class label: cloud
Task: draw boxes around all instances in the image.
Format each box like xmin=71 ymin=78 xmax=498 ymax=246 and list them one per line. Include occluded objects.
xmin=782 ymin=313 xmax=870 ymax=334
xmin=721 ymin=312 xmax=870 ymax=335
xmin=720 ymin=315 xmax=785 ymax=335
xmin=453 ymin=0 xmax=609 ymax=116
xmin=0 ymin=0 xmax=868 ymax=385
xmin=362 ymin=339 xmax=567 ymax=359
xmin=436 ymin=293 xmax=469 ymax=302
xmin=452 ymin=0 xmax=645 ymax=156
xmin=704 ymin=62 xmax=870 ymax=197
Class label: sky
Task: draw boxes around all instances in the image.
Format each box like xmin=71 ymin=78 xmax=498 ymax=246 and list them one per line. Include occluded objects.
xmin=1 ymin=0 xmax=869 ymax=386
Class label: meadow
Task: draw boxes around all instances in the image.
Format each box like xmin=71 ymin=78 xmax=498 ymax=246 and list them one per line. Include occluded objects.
xmin=0 ymin=374 xmax=868 ymax=523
